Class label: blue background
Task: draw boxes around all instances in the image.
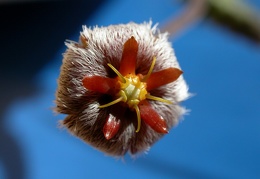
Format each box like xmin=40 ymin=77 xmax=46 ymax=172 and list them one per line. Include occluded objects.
xmin=1 ymin=0 xmax=260 ymax=178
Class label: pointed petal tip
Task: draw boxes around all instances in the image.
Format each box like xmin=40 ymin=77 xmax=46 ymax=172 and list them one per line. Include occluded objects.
xmin=104 ymin=132 xmax=113 ymax=140
xmin=160 ymin=127 xmax=169 ymax=134
xmin=103 ymin=126 xmax=116 ymax=140
xmin=130 ymin=36 xmax=136 ymax=41
xmin=177 ymin=68 xmax=183 ymax=76
xmin=170 ymin=67 xmax=183 ymax=77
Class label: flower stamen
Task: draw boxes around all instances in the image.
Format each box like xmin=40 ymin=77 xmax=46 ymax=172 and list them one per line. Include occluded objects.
xmin=146 ymin=94 xmax=172 ymax=104
xmin=99 ymin=96 xmax=124 ymax=108
xmin=133 ymin=105 xmax=141 ymax=132
xmin=142 ymin=57 xmax=156 ymax=82
xmin=107 ymin=63 xmax=126 ymax=83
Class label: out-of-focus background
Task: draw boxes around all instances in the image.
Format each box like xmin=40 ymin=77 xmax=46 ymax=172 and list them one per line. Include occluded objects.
xmin=1 ymin=0 xmax=260 ymax=178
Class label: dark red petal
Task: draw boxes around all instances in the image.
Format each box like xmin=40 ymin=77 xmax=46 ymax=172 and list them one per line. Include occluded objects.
xmin=103 ymin=113 xmax=121 ymax=140
xmin=138 ymin=100 xmax=168 ymax=134
xmin=82 ymin=76 xmax=118 ymax=95
xmin=146 ymin=68 xmax=183 ymax=91
xmin=119 ymin=36 xmax=138 ymax=76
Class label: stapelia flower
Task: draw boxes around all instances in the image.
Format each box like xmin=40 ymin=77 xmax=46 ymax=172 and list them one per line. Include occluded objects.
xmin=55 ymin=21 xmax=189 ymax=156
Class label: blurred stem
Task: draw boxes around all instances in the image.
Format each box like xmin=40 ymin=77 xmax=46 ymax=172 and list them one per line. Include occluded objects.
xmin=207 ymin=0 xmax=260 ymax=43
xmin=162 ymin=0 xmax=260 ymax=44
xmin=161 ymin=0 xmax=207 ymax=36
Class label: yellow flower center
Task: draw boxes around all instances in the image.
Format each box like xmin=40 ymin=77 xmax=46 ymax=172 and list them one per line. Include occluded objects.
xmin=117 ymin=74 xmax=147 ymax=108
xmin=99 ymin=57 xmax=172 ymax=132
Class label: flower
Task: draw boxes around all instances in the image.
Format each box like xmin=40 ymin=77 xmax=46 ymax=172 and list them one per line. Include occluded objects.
xmin=55 ymin=21 xmax=189 ymax=156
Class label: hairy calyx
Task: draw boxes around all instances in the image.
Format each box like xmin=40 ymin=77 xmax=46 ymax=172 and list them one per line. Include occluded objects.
xmin=82 ymin=36 xmax=183 ymax=140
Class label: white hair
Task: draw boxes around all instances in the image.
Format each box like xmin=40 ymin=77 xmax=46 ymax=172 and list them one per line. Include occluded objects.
xmin=55 ymin=21 xmax=189 ymax=156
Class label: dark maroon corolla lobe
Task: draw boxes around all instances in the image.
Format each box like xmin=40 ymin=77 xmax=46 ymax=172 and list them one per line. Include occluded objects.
xmin=139 ymin=100 xmax=169 ymax=134
xmin=103 ymin=113 xmax=121 ymax=140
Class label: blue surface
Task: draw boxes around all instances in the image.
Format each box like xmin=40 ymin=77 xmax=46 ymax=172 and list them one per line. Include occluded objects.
xmin=2 ymin=0 xmax=260 ymax=178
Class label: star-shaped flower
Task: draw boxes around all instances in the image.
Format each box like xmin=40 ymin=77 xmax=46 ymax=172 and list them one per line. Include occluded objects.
xmin=55 ymin=22 xmax=189 ymax=156
xmin=83 ymin=36 xmax=183 ymax=140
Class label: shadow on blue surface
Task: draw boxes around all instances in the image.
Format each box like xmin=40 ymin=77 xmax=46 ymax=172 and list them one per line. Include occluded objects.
xmin=0 ymin=1 xmax=105 ymax=178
